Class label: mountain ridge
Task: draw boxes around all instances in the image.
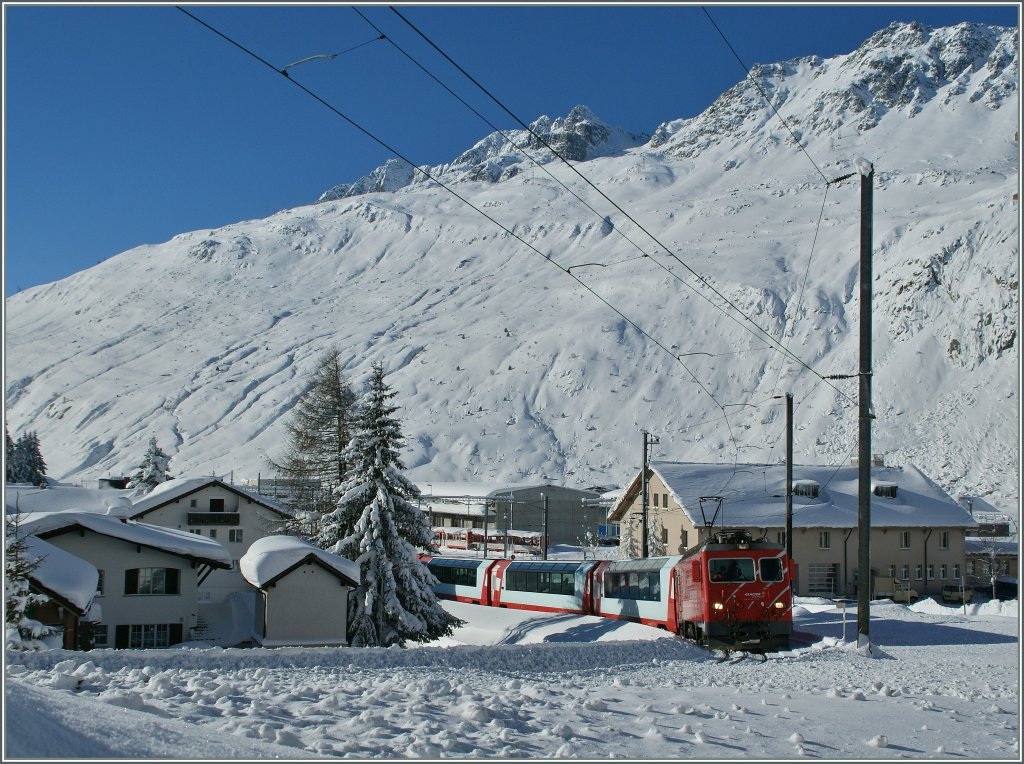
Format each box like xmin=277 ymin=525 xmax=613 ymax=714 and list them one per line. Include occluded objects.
xmin=5 ymin=21 xmax=1019 ymax=515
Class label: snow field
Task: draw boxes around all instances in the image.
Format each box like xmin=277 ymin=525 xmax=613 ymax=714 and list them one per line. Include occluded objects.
xmin=5 ymin=598 xmax=1019 ymax=759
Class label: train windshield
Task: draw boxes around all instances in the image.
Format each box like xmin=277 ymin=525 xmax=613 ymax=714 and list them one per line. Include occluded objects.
xmin=759 ymin=557 xmax=785 ymax=582
xmin=709 ymin=558 xmax=755 ymax=582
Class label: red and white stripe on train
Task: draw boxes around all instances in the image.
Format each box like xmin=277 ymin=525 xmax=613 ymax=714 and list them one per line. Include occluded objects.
xmin=421 ymin=529 xmax=793 ymax=651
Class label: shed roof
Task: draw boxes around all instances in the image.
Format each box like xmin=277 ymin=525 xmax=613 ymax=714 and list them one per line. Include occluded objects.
xmin=239 ymin=535 xmax=360 ymax=589
xmin=24 ymin=535 xmax=99 ymax=614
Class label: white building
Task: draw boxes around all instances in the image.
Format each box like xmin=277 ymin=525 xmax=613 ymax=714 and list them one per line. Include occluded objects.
xmin=19 ymin=511 xmax=231 ymax=649
xmin=240 ymin=535 xmax=359 ymax=647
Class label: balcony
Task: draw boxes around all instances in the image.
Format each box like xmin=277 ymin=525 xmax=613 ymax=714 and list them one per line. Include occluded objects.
xmin=187 ymin=512 xmax=240 ymax=526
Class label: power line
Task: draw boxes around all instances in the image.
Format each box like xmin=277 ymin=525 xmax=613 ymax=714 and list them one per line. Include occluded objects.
xmin=175 ymin=5 xmax=739 ymax=462
xmin=701 ymin=6 xmax=829 ymax=185
xmin=388 ymin=5 xmax=848 ymax=399
xmin=280 ymin=34 xmax=385 ymax=76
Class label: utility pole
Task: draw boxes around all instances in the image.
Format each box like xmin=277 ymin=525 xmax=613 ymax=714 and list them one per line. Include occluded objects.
xmin=640 ymin=430 xmax=659 ymax=558
xmin=785 ymin=392 xmax=794 ymax=563
xmin=856 ymin=160 xmax=874 ymax=644
xmin=541 ymin=493 xmax=548 ymax=561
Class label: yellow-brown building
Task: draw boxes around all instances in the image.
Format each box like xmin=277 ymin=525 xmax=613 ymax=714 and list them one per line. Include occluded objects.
xmin=609 ymin=461 xmax=978 ymax=598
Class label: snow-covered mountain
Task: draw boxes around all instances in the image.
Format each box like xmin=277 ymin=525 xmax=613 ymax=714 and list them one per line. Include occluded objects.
xmin=5 ymin=22 xmax=1020 ymax=513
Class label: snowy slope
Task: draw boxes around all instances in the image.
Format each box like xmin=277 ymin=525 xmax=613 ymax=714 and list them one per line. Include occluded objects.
xmin=4 ymin=22 xmax=1019 ymax=514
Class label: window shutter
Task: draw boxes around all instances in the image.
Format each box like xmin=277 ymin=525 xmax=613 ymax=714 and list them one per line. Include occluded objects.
xmin=166 ymin=568 xmax=180 ymax=595
xmin=124 ymin=569 xmax=138 ymax=595
xmin=169 ymin=623 xmax=183 ymax=645
xmin=115 ymin=625 xmax=129 ymax=649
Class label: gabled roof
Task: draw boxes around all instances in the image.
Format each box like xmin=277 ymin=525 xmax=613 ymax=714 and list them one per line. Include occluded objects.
xmin=128 ymin=477 xmax=293 ymax=520
xmin=25 ymin=535 xmax=99 ymax=615
xmin=20 ymin=511 xmax=233 ymax=569
xmin=609 ymin=461 xmax=977 ymax=530
xmin=239 ymin=535 xmax=360 ymax=589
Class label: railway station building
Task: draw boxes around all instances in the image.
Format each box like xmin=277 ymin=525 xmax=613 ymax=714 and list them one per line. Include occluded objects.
xmin=608 ymin=460 xmax=978 ymax=599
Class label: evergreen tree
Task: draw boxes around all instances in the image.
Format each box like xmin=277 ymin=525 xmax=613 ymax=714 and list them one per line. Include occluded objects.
xmin=11 ymin=431 xmax=47 ymax=486
xmin=319 ymin=362 xmax=460 ymax=647
xmin=5 ymin=512 xmax=58 ymax=650
xmin=5 ymin=424 xmax=15 ymax=482
xmin=126 ymin=436 xmax=172 ymax=493
xmin=268 ymin=347 xmax=358 ymax=534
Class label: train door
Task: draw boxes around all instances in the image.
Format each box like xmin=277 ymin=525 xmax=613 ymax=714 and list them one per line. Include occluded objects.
xmin=490 ymin=559 xmax=509 ymax=607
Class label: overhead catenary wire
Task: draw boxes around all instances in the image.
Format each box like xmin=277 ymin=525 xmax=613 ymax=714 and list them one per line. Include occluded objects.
xmin=175 ymin=5 xmax=738 ymax=465
xmin=280 ymin=34 xmax=385 ymax=76
xmin=388 ymin=5 xmax=850 ymax=403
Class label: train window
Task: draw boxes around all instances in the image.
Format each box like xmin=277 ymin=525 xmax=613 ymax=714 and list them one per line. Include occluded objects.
xmin=709 ymin=558 xmax=755 ymax=582
xmin=759 ymin=558 xmax=784 ymax=582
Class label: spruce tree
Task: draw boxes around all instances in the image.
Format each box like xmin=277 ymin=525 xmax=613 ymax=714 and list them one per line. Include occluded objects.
xmin=12 ymin=432 xmax=47 ymax=486
xmin=5 ymin=424 xmax=14 ymax=482
xmin=5 ymin=513 xmax=59 ymax=650
xmin=268 ymin=347 xmax=358 ymax=534
xmin=319 ymin=362 xmax=460 ymax=647
xmin=126 ymin=436 xmax=172 ymax=493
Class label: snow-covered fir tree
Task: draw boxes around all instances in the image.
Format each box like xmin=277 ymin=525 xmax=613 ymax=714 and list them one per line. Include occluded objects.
xmin=317 ymin=361 xmax=461 ymax=647
xmin=647 ymin=513 xmax=667 ymax=558
xmin=126 ymin=436 xmax=172 ymax=493
xmin=619 ymin=512 xmax=636 ymax=560
xmin=5 ymin=512 xmax=58 ymax=651
xmin=5 ymin=424 xmax=14 ymax=482
xmin=10 ymin=431 xmax=47 ymax=486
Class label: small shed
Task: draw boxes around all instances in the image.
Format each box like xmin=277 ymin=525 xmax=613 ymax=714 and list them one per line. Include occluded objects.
xmin=25 ymin=536 xmax=100 ymax=650
xmin=239 ymin=536 xmax=360 ymax=647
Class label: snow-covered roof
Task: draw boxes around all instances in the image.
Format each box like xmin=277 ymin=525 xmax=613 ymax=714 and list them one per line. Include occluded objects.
xmin=128 ymin=477 xmax=293 ymax=518
xmin=612 ymin=462 xmax=977 ymax=529
xmin=965 ymin=537 xmax=1018 ymax=556
xmin=415 ymin=482 xmax=547 ymax=500
xmin=19 ymin=511 xmax=233 ymax=567
xmin=24 ymin=535 xmax=99 ymax=614
xmin=239 ymin=535 xmax=360 ymax=589
xmin=6 ymin=483 xmax=136 ymax=518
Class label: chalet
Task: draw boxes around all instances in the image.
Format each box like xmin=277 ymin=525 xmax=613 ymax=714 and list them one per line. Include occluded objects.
xmin=609 ymin=461 xmax=978 ymax=598
xmin=417 ymin=482 xmax=602 ymax=548
xmin=127 ymin=477 xmax=293 ymax=604
xmin=19 ymin=511 xmax=232 ymax=649
xmin=239 ymin=535 xmax=359 ymax=647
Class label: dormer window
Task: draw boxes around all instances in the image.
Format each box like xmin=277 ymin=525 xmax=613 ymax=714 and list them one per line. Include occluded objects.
xmin=792 ymin=480 xmax=820 ymax=498
xmin=873 ymin=482 xmax=898 ymax=499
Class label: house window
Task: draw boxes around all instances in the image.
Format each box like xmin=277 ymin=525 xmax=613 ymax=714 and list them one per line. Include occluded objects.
xmin=777 ymin=531 xmax=787 ymax=547
xmin=901 ymin=564 xmax=910 ymax=581
xmin=873 ymin=483 xmax=898 ymax=498
xmin=819 ymin=531 xmax=831 ymax=549
xmin=130 ymin=624 xmax=170 ymax=649
xmin=915 ymin=564 xmax=923 ymax=581
xmin=229 ymin=529 xmax=244 ymax=544
xmin=927 ymin=564 xmax=935 ymax=580
xmin=209 ymin=529 xmax=217 ymax=539
xmin=681 ymin=530 xmax=689 ymax=548
xmin=210 ymin=498 xmax=225 ymax=512
xmin=939 ymin=531 xmax=949 ymax=550
xmin=91 ymin=625 xmax=108 ymax=648
xmin=660 ymin=528 xmax=669 ymax=544
xmin=899 ymin=531 xmax=911 ymax=549
xmin=662 ymin=494 xmax=668 ymax=509
xmin=96 ymin=569 xmax=104 ymax=596
xmin=940 ymin=564 xmax=948 ymax=580
xmin=953 ymin=564 xmax=961 ymax=580
xmin=189 ymin=529 xmax=201 ymax=535
xmin=124 ymin=568 xmax=180 ymax=595
xmin=888 ymin=564 xmax=896 ymax=578
xmin=190 ymin=499 xmax=197 ymax=508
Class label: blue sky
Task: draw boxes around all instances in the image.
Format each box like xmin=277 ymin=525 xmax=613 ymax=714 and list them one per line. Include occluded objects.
xmin=3 ymin=3 xmax=1019 ymax=296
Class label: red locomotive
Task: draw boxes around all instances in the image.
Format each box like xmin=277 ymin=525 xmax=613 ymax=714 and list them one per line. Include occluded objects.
xmin=421 ymin=528 xmax=793 ymax=652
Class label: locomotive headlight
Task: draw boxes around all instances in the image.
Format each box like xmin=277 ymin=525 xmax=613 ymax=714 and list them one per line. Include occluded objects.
xmin=774 ymin=602 xmax=785 ymax=609
xmin=713 ymin=602 xmax=724 ymax=611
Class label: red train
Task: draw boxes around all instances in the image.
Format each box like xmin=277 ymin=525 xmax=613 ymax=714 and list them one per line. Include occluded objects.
xmin=421 ymin=529 xmax=792 ymax=651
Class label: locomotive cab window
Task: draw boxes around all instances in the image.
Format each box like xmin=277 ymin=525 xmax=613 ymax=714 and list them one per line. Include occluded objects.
xmin=759 ymin=557 xmax=785 ymax=582
xmin=709 ymin=558 xmax=755 ymax=582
